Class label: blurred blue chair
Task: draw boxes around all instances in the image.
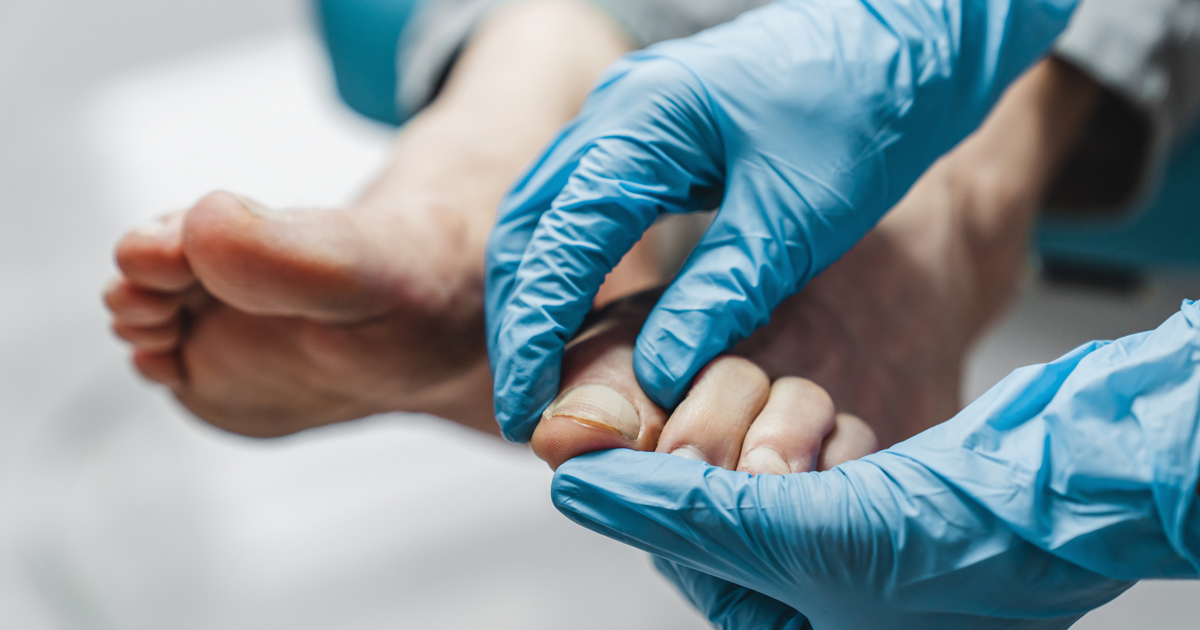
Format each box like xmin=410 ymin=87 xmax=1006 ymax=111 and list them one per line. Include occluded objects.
xmin=1039 ymin=126 xmax=1200 ymax=277
xmin=313 ymin=0 xmax=420 ymax=126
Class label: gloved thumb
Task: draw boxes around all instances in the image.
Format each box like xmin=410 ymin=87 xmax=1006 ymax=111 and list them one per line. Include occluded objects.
xmin=550 ymin=449 xmax=872 ymax=608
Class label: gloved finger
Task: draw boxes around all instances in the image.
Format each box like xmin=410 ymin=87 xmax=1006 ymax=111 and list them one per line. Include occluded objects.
xmin=655 ymin=356 xmax=770 ymax=469
xmin=737 ymin=377 xmax=837 ymax=475
xmin=488 ymin=93 xmax=725 ymax=441
xmin=488 ymin=150 xmax=668 ymax=441
xmin=552 ymin=448 xmax=878 ymax=606
xmin=633 ymin=166 xmax=869 ymax=409
xmin=652 ymin=556 xmax=810 ymax=630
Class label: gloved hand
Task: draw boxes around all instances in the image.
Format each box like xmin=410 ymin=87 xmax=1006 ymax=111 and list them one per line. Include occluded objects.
xmin=485 ymin=0 xmax=1079 ymax=442
xmin=551 ymin=301 xmax=1200 ymax=629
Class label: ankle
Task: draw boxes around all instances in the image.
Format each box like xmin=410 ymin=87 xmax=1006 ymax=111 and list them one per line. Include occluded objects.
xmin=946 ymin=59 xmax=1104 ymax=336
xmin=951 ymin=158 xmax=1038 ymax=334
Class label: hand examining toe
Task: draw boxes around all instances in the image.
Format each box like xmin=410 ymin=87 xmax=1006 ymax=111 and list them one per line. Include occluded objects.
xmin=554 ymin=303 xmax=1200 ymax=629
xmin=531 ymin=290 xmax=879 ymax=473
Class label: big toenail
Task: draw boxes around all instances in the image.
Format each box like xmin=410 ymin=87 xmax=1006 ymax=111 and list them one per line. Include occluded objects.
xmin=233 ymin=193 xmax=280 ymax=219
xmin=670 ymin=445 xmax=709 ymax=463
xmin=741 ymin=447 xmax=790 ymax=476
xmin=544 ymin=384 xmax=641 ymax=440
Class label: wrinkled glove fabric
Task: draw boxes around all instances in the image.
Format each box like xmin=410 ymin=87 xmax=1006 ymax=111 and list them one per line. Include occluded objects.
xmin=553 ymin=301 xmax=1200 ymax=629
xmin=485 ymin=0 xmax=1079 ymax=442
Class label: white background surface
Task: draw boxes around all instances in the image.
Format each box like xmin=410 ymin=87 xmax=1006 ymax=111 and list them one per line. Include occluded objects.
xmin=0 ymin=1 xmax=1197 ymax=628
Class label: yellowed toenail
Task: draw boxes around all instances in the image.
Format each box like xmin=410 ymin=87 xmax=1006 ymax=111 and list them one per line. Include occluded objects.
xmin=741 ymin=447 xmax=790 ymax=476
xmin=545 ymin=384 xmax=641 ymax=440
xmin=232 ymin=193 xmax=280 ymax=219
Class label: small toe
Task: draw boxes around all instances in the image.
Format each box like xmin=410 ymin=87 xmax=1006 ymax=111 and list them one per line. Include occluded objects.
xmin=113 ymin=317 xmax=183 ymax=353
xmin=738 ymin=377 xmax=837 ymax=475
xmin=105 ymin=278 xmax=185 ymax=327
xmin=656 ymin=356 xmax=771 ymax=470
xmin=817 ymin=413 xmax=879 ymax=470
xmin=115 ymin=211 xmax=195 ymax=292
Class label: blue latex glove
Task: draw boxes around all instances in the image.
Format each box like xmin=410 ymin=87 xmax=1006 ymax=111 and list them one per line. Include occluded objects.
xmin=552 ymin=301 xmax=1200 ymax=629
xmin=485 ymin=0 xmax=1078 ymax=442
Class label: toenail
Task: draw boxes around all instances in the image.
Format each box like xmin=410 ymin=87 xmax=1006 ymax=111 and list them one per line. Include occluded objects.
xmin=741 ymin=447 xmax=791 ymax=476
xmin=233 ymin=193 xmax=281 ymax=219
xmin=544 ymin=384 xmax=641 ymax=440
xmin=670 ymin=445 xmax=709 ymax=463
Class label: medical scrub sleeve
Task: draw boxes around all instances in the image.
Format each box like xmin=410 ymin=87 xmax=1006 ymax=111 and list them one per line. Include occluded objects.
xmin=486 ymin=0 xmax=1079 ymax=443
xmin=393 ymin=0 xmax=773 ymax=121
xmin=1049 ymin=0 xmax=1200 ymax=211
xmin=552 ymin=301 xmax=1200 ymax=630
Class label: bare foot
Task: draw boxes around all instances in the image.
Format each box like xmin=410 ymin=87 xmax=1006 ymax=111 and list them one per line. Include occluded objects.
xmin=531 ymin=291 xmax=878 ymax=472
xmin=105 ymin=2 xmax=640 ymax=437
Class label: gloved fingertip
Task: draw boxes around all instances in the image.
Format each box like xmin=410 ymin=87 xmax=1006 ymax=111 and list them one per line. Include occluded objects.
xmin=632 ymin=342 xmax=692 ymax=410
xmin=494 ymin=396 xmax=548 ymax=443
xmin=498 ymin=420 xmax=535 ymax=444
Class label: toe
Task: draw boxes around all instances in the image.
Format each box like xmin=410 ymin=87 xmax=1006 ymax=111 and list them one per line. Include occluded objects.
xmin=115 ymin=211 xmax=195 ymax=292
xmin=112 ymin=317 xmax=183 ymax=353
xmin=656 ymin=356 xmax=771 ymax=470
xmin=737 ymin=377 xmax=836 ymax=475
xmin=531 ymin=308 xmax=667 ymax=470
xmin=105 ymin=278 xmax=184 ymax=327
xmin=817 ymin=413 xmax=879 ymax=470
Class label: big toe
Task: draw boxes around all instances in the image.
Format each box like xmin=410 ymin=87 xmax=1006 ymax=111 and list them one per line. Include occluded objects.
xmin=531 ymin=298 xmax=668 ymax=470
xmin=181 ymin=191 xmax=397 ymax=323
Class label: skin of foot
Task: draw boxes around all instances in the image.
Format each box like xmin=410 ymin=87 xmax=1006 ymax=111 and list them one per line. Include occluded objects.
xmin=530 ymin=57 xmax=1105 ymax=467
xmin=105 ymin=1 xmax=644 ymax=437
xmin=735 ymin=57 xmax=1103 ymax=448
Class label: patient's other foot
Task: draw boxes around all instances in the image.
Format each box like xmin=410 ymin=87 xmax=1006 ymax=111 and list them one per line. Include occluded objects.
xmin=105 ymin=1 xmax=638 ymax=436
